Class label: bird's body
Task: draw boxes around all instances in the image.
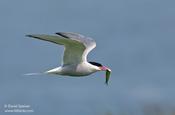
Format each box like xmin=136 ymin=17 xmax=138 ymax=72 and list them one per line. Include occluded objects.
xmin=46 ymin=62 xmax=100 ymax=76
xmin=26 ymin=32 xmax=111 ymax=84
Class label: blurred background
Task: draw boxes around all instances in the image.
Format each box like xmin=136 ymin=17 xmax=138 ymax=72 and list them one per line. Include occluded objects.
xmin=0 ymin=0 xmax=175 ymax=115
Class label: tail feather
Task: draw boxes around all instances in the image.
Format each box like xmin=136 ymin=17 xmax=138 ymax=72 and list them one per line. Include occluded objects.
xmin=23 ymin=72 xmax=43 ymax=76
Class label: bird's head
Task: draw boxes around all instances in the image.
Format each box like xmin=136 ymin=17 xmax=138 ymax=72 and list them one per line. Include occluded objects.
xmin=89 ymin=62 xmax=111 ymax=85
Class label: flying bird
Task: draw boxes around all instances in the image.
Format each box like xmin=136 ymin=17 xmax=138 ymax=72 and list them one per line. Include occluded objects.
xmin=26 ymin=32 xmax=111 ymax=84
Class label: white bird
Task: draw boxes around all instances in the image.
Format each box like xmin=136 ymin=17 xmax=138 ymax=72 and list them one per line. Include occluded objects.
xmin=26 ymin=32 xmax=111 ymax=84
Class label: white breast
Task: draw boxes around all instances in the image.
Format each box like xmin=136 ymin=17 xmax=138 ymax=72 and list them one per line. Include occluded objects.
xmin=46 ymin=62 xmax=100 ymax=76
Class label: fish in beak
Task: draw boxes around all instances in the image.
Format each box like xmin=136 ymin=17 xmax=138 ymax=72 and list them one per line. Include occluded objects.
xmin=100 ymin=66 xmax=111 ymax=85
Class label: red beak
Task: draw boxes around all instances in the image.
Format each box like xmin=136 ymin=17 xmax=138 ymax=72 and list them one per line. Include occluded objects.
xmin=100 ymin=66 xmax=111 ymax=71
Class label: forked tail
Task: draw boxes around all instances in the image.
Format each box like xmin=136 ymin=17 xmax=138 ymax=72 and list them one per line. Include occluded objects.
xmin=23 ymin=72 xmax=45 ymax=76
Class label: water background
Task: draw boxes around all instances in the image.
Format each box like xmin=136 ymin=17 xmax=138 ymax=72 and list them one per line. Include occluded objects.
xmin=0 ymin=0 xmax=175 ymax=114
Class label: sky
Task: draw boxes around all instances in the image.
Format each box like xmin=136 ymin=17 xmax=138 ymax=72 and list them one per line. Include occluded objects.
xmin=0 ymin=0 xmax=175 ymax=115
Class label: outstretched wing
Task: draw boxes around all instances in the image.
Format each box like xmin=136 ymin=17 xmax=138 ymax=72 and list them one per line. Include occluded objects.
xmin=26 ymin=32 xmax=96 ymax=65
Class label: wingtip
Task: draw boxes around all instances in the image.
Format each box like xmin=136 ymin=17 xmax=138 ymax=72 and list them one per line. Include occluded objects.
xmin=55 ymin=32 xmax=63 ymax=35
xmin=55 ymin=32 xmax=59 ymax=35
xmin=25 ymin=34 xmax=33 ymax=37
xmin=25 ymin=34 xmax=40 ymax=39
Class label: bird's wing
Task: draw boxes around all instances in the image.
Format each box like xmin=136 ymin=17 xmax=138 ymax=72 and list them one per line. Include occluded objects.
xmin=26 ymin=32 xmax=96 ymax=65
xmin=56 ymin=32 xmax=96 ymax=64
